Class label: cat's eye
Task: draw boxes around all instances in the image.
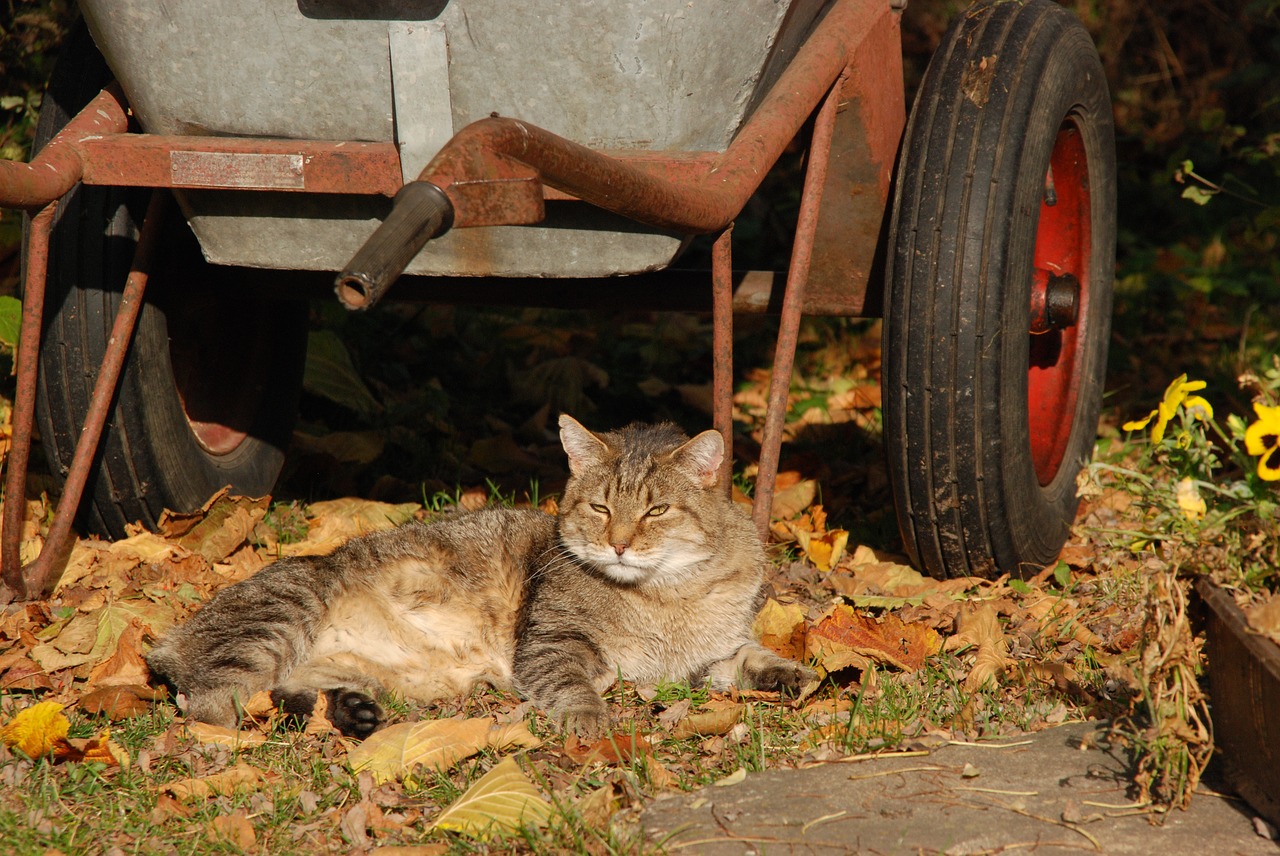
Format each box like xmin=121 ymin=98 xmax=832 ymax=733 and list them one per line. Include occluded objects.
xmin=589 ymin=503 xmax=610 ymax=515
xmin=647 ymin=504 xmax=669 ymax=517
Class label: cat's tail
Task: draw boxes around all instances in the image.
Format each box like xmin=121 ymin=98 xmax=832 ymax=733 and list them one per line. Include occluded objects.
xmin=146 ymin=554 xmax=348 ymax=727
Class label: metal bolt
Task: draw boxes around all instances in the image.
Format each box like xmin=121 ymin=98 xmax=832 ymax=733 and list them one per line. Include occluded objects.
xmin=1030 ymin=272 xmax=1079 ymax=334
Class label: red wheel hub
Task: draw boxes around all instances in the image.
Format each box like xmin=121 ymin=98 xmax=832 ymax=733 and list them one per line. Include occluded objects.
xmin=1028 ymin=120 xmax=1090 ymax=486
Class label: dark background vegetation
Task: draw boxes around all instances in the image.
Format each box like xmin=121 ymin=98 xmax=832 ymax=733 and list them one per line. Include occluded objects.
xmin=2 ymin=0 xmax=1279 ymax=544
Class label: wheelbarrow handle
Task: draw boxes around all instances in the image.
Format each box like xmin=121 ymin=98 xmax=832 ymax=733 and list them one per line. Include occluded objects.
xmin=334 ymin=181 xmax=454 ymax=310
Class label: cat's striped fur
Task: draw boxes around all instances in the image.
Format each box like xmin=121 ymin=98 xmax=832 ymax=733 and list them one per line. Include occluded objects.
xmin=146 ymin=416 xmax=815 ymax=737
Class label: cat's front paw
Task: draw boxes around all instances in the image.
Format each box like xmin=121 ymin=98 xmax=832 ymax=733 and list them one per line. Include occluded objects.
xmin=559 ymin=702 xmax=611 ymax=739
xmin=324 ymin=688 xmax=384 ymax=739
xmin=746 ymin=659 xmax=818 ymax=696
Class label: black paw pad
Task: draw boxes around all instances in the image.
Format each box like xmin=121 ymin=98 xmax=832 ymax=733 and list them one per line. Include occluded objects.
xmin=324 ymin=688 xmax=384 ymax=739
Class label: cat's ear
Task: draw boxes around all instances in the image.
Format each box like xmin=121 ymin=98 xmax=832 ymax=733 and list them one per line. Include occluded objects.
xmin=559 ymin=414 xmax=609 ymax=476
xmin=672 ymin=429 xmax=724 ymax=488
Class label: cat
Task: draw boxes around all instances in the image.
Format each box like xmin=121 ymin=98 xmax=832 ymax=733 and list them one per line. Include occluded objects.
xmin=145 ymin=415 xmax=816 ymax=738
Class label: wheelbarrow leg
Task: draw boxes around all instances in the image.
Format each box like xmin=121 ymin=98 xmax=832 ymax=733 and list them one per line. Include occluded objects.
xmin=711 ymin=226 xmax=735 ymax=496
xmin=1 ymin=190 xmax=167 ymax=600
xmin=751 ymin=72 xmax=847 ymax=540
xmin=2 ymin=202 xmax=57 ymax=595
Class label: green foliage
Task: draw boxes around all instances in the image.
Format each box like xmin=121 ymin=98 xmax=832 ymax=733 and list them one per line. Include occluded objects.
xmin=0 ymin=1 xmax=72 ymax=162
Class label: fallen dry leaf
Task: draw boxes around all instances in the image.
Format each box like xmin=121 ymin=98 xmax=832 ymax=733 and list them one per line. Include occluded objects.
xmin=562 ymin=731 xmax=651 ymax=765
xmin=176 ymin=493 xmax=269 ymax=564
xmin=207 ymin=811 xmax=256 ymax=849
xmin=163 ymin=763 xmax=273 ymax=801
xmin=79 ymin=684 xmax=163 ymax=719
xmin=281 ymin=498 xmax=419 ymax=557
xmin=54 ymin=727 xmax=130 ymax=768
xmin=1 ymin=700 xmax=69 ymax=757
xmin=770 ymin=478 xmax=817 ymax=521
xmin=348 ymin=718 xmax=542 ymax=784
xmin=86 ymin=618 xmax=150 ymax=688
xmin=185 ymin=722 xmax=268 ymax=748
xmin=793 ymin=527 xmax=849 ymax=572
xmin=672 ymin=702 xmax=745 ymax=739
xmin=752 ymin=599 xmax=807 ymax=661
xmin=807 ymin=604 xmax=942 ymax=674
xmin=429 ymin=755 xmax=551 ymax=840
xmin=946 ymin=603 xmax=1012 ymax=691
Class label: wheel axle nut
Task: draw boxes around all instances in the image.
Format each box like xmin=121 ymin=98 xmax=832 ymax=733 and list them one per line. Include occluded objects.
xmin=1030 ymin=272 xmax=1079 ymax=334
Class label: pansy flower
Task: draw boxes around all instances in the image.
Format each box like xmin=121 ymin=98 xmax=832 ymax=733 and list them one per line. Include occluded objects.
xmin=1122 ymin=374 xmax=1214 ymax=445
xmin=1244 ymin=401 xmax=1280 ymax=481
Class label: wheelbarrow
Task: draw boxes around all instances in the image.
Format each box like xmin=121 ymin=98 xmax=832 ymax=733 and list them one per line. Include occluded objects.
xmin=0 ymin=0 xmax=1115 ymax=600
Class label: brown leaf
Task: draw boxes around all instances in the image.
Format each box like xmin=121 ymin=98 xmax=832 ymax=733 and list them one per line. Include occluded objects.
xmin=86 ymin=619 xmax=149 ymax=688
xmin=163 ymin=763 xmax=272 ymax=801
xmin=576 ymin=783 xmax=622 ymax=827
xmin=752 ymin=599 xmax=807 ymax=661
xmin=150 ymin=793 xmax=194 ymax=824
xmin=807 ymin=604 xmax=941 ymax=673
xmin=672 ymin=701 xmax=744 ymax=739
xmin=79 ymin=684 xmax=161 ymax=720
xmin=563 ymin=731 xmax=651 ymax=765
xmin=945 ymin=603 xmax=1011 ymax=691
xmin=208 ymin=811 xmax=256 ymax=850
xmin=770 ymin=478 xmax=817 ymax=521
xmin=55 ymin=728 xmax=130 ymax=768
xmin=177 ymin=494 xmax=270 ymax=564
xmin=185 ymin=722 xmax=267 ymax=748
xmin=0 ymin=656 xmax=53 ymax=692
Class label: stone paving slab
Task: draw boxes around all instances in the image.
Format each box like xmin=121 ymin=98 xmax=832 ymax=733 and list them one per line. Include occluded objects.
xmin=643 ymin=722 xmax=1278 ymax=854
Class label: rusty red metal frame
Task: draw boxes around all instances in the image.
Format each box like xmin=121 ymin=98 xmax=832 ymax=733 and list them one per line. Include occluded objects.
xmin=0 ymin=0 xmax=902 ymax=597
xmin=751 ymin=71 xmax=847 ymax=538
xmin=1 ymin=203 xmax=56 ymax=593
xmin=1 ymin=192 xmax=167 ymax=599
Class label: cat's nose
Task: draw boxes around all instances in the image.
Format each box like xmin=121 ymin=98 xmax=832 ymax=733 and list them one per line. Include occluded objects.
xmin=612 ymin=542 xmax=628 ymax=556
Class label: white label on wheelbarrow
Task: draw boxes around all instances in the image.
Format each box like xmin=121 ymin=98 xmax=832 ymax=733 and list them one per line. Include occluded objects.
xmin=170 ymin=152 xmax=306 ymax=190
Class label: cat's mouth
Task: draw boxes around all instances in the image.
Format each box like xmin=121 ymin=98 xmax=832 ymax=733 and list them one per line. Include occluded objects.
xmin=591 ymin=551 xmax=656 ymax=585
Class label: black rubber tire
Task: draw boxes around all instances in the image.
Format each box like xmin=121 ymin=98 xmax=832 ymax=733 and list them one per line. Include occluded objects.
xmin=27 ymin=22 xmax=308 ymax=538
xmin=883 ymin=0 xmax=1116 ymax=579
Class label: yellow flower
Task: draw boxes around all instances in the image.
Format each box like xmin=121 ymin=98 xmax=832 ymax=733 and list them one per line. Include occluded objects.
xmin=1244 ymin=401 xmax=1280 ymax=481
xmin=1175 ymin=478 xmax=1206 ymax=520
xmin=1122 ymin=374 xmax=1213 ymax=445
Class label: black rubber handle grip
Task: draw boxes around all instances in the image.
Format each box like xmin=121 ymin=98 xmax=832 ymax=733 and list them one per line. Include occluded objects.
xmin=334 ymin=181 xmax=454 ymax=310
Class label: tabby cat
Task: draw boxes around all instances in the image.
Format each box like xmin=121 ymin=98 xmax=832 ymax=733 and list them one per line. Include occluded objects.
xmin=146 ymin=415 xmax=815 ymax=738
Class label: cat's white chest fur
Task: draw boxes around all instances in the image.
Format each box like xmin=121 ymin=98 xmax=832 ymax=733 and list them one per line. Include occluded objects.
xmin=597 ymin=574 xmax=757 ymax=687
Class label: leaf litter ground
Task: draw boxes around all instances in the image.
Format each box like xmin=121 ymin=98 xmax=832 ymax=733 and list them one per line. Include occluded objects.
xmin=0 ymin=306 xmax=1188 ymax=853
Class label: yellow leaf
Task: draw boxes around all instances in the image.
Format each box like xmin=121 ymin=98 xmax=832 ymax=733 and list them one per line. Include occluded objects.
xmin=2 ymin=701 xmax=70 ymax=757
xmin=752 ymin=599 xmax=807 ymax=660
xmin=281 ymin=499 xmax=419 ymax=557
xmin=348 ymin=718 xmax=542 ymax=785
xmin=794 ymin=527 xmax=849 ymax=572
xmin=429 ymin=755 xmax=551 ymax=840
